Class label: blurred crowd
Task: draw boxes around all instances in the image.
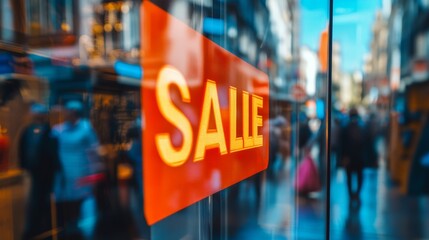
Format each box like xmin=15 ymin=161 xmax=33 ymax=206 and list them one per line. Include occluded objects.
xmin=18 ymin=101 xmax=147 ymax=240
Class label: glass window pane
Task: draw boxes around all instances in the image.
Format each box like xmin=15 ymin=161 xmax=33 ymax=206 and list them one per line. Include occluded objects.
xmin=0 ymin=0 xmax=331 ymax=239
xmin=330 ymin=1 xmax=429 ymax=239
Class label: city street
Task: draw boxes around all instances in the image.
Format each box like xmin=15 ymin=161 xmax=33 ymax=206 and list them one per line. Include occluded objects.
xmin=230 ymin=143 xmax=429 ymax=239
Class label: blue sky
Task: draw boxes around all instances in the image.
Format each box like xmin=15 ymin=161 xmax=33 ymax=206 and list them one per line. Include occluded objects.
xmin=300 ymin=0 xmax=383 ymax=73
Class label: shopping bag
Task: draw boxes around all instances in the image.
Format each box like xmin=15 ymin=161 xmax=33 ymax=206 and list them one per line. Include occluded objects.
xmin=76 ymin=172 xmax=106 ymax=186
xmin=76 ymin=146 xmax=107 ymax=187
xmin=294 ymin=155 xmax=321 ymax=194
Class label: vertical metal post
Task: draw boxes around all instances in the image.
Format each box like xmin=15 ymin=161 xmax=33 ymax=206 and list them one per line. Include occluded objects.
xmin=198 ymin=200 xmax=203 ymax=239
xmin=325 ymin=0 xmax=334 ymax=239
xmin=220 ymin=190 xmax=228 ymax=240
xmin=208 ymin=195 xmax=213 ymax=240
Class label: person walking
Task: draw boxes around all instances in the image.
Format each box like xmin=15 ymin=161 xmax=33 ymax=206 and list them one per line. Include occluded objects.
xmin=340 ymin=108 xmax=367 ymax=204
xmin=19 ymin=103 xmax=58 ymax=240
xmin=52 ymin=100 xmax=99 ymax=239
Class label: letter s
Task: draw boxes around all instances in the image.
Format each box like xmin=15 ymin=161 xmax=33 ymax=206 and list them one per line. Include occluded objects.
xmin=155 ymin=66 xmax=192 ymax=167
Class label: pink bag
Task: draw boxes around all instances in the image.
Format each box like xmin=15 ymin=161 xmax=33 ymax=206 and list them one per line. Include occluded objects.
xmin=294 ymin=155 xmax=321 ymax=194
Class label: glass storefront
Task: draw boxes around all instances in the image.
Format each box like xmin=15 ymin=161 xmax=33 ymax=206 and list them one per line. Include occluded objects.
xmin=0 ymin=0 xmax=428 ymax=240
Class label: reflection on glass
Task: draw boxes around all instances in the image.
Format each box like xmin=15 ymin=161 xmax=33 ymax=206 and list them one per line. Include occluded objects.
xmin=0 ymin=0 xmax=329 ymax=239
xmin=5 ymin=0 xmax=429 ymax=239
xmin=331 ymin=0 xmax=429 ymax=239
xmin=0 ymin=0 xmax=330 ymax=238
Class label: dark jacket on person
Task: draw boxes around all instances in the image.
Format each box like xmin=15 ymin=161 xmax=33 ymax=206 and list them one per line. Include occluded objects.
xmin=19 ymin=123 xmax=59 ymax=239
xmin=340 ymin=118 xmax=367 ymax=169
xmin=19 ymin=123 xmax=58 ymax=187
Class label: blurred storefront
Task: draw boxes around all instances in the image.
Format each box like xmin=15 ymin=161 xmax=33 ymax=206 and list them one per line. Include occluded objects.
xmin=1 ymin=0 xmax=429 ymax=240
xmin=386 ymin=0 xmax=429 ymax=195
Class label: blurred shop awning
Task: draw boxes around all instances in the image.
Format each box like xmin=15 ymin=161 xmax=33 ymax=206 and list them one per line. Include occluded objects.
xmin=87 ymin=64 xmax=141 ymax=93
xmin=0 ymin=73 xmax=48 ymax=106
xmin=0 ymin=52 xmax=47 ymax=105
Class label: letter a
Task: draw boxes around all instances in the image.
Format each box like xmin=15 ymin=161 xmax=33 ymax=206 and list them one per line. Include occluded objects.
xmin=194 ymin=80 xmax=227 ymax=161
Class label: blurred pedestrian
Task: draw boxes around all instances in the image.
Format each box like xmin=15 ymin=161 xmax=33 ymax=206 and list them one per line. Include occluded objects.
xmin=340 ymin=108 xmax=367 ymax=204
xmin=19 ymin=103 xmax=58 ymax=240
xmin=52 ymin=100 xmax=99 ymax=239
xmin=267 ymin=115 xmax=288 ymax=180
xmin=294 ymin=111 xmax=322 ymax=196
xmin=298 ymin=111 xmax=312 ymax=154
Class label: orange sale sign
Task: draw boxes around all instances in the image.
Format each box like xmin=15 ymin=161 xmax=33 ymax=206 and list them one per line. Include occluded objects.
xmin=141 ymin=1 xmax=270 ymax=225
